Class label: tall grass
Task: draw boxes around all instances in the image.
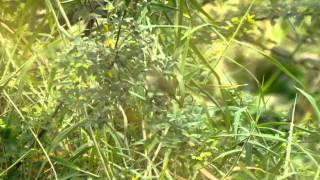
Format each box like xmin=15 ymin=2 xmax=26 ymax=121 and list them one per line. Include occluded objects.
xmin=1 ymin=0 xmax=320 ymax=179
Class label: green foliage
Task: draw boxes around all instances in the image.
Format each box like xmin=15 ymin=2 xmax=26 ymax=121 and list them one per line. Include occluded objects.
xmin=1 ymin=0 xmax=320 ymax=179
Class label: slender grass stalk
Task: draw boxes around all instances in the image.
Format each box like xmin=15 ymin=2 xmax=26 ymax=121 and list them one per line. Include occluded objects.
xmin=0 ymin=149 xmax=33 ymax=177
xmin=213 ymin=0 xmax=256 ymax=69
xmin=3 ymin=90 xmax=58 ymax=180
xmin=89 ymin=126 xmax=112 ymax=179
xmin=283 ymin=95 xmax=297 ymax=176
xmin=53 ymin=0 xmax=71 ymax=29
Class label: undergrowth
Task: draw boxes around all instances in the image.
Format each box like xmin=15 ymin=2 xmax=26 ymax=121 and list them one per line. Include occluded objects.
xmin=1 ymin=0 xmax=320 ymax=179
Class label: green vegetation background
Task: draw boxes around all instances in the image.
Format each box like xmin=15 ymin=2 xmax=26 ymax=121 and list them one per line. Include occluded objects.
xmin=1 ymin=0 xmax=320 ymax=179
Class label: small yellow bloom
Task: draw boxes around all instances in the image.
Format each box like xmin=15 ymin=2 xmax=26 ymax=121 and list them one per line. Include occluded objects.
xmin=103 ymin=24 xmax=109 ymax=33
xmin=104 ymin=38 xmax=116 ymax=48
xmin=105 ymin=4 xmax=114 ymax=11
xmin=105 ymin=70 xmax=113 ymax=78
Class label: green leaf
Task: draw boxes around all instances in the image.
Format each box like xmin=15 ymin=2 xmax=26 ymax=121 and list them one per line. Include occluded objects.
xmin=295 ymin=87 xmax=320 ymax=123
xmin=51 ymin=156 xmax=99 ymax=178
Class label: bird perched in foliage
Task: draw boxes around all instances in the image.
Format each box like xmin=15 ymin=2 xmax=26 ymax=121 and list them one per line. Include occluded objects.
xmin=145 ymin=69 xmax=177 ymax=97
xmin=145 ymin=68 xmax=181 ymax=106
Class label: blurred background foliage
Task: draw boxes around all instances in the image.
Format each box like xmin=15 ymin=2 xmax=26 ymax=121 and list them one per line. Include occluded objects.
xmin=1 ymin=0 xmax=320 ymax=179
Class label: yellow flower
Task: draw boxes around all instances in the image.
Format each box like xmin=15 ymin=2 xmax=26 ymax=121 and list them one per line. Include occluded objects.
xmin=103 ymin=24 xmax=109 ymax=33
xmin=105 ymin=4 xmax=114 ymax=11
xmin=105 ymin=70 xmax=113 ymax=78
xmin=104 ymin=38 xmax=116 ymax=48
